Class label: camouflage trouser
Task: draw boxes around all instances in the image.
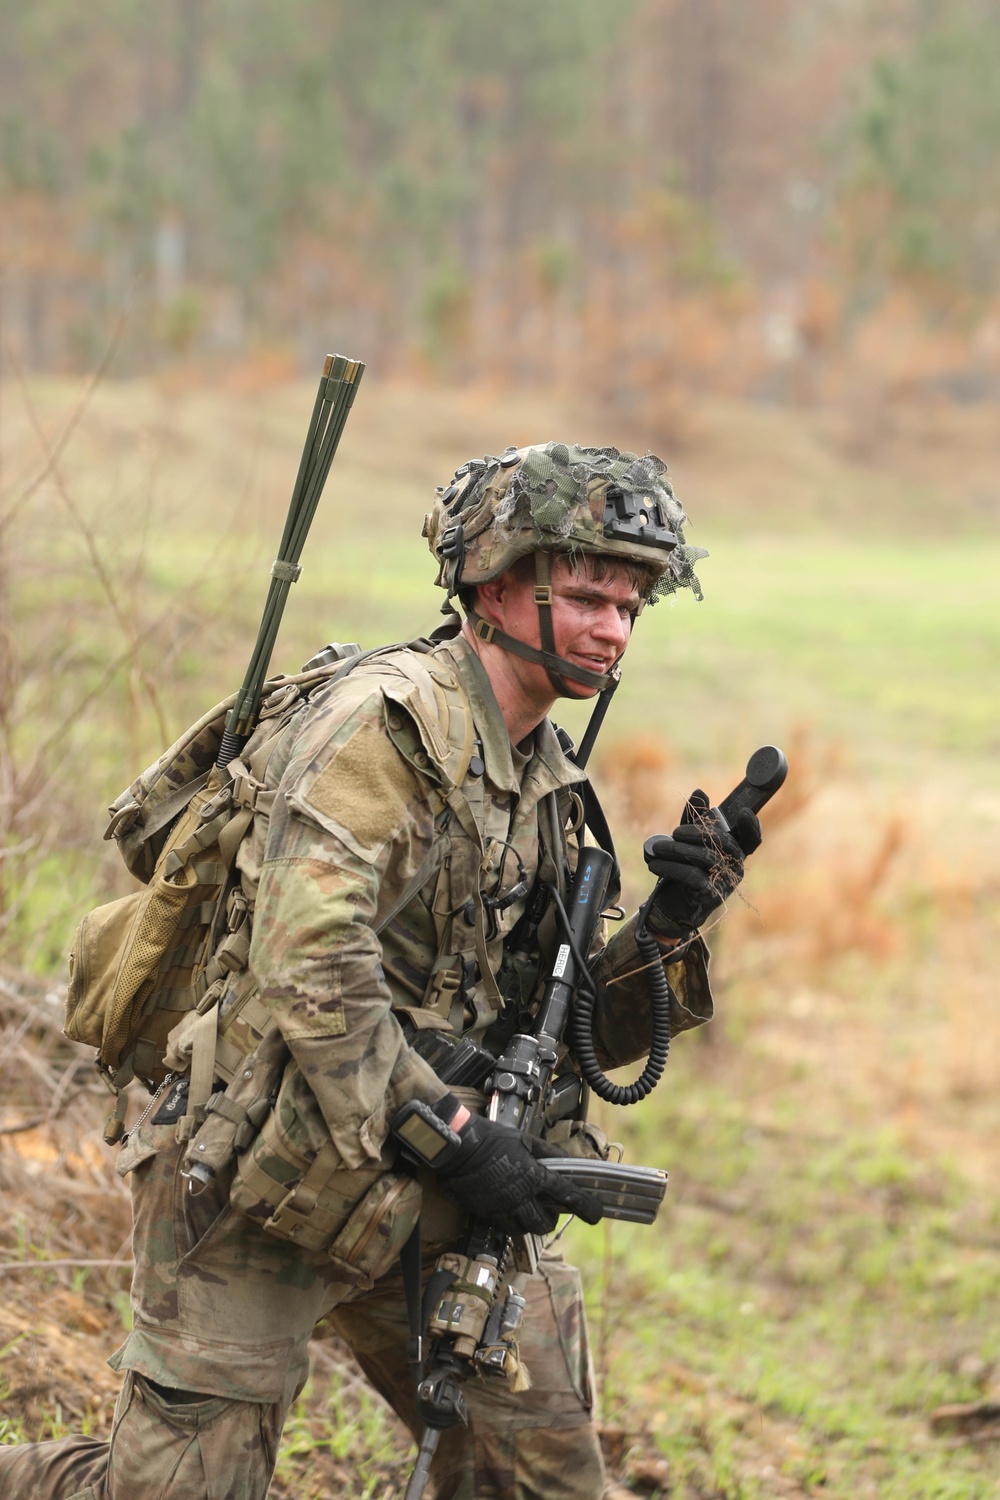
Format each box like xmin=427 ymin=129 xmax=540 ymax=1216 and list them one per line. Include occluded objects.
xmin=0 ymin=1120 xmax=606 ymax=1499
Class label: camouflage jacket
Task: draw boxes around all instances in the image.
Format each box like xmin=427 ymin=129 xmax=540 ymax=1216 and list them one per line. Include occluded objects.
xmin=237 ymin=633 xmax=712 ymax=1174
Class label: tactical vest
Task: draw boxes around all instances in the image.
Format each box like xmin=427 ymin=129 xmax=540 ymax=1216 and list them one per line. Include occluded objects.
xmin=66 ymin=636 xmax=582 ymax=1276
xmin=182 ymin=641 xmax=584 ymax=1274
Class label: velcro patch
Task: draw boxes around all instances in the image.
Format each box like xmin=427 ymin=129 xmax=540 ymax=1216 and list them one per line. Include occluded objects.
xmin=302 ymin=720 xmax=417 ymax=853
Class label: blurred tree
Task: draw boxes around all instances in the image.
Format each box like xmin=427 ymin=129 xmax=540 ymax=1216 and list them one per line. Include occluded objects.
xmin=0 ymin=0 xmax=994 ymax=398
xmin=0 ymin=0 xmax=638 ymax=370
xmin=844 ymin=0 xmax=1000 ymax=309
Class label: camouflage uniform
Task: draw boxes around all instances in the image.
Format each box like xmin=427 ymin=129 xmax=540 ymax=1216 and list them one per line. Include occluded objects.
xmin=0 ymin=623 xmax=712 ymax=1500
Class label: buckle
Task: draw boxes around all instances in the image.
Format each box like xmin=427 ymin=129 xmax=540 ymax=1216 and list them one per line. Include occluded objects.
xmin=226 ymin=886 xmax=249 ymax=932
xmin=533 ymin=585 xmax=552 ymax=606
xmin=103 ymin=800 xmax=140 ymax=842
xmin=439 ymin=522 xmax=465 ymax=559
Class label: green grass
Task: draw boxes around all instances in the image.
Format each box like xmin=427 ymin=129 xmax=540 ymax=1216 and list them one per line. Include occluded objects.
xmin=561 ymin=1039 xmax=1000 ymax=1498
xmin=271 ymin=1362 xmax=412 ymax=1499
xmin=648 ymin=534 xmax=1000 ymax=765
xmin=127 ymin=526 xmax=1000 ymax=782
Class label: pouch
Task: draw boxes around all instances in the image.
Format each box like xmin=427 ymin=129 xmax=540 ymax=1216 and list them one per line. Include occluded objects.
xmin=229 ymin=1073 xmax=420 ymax=1285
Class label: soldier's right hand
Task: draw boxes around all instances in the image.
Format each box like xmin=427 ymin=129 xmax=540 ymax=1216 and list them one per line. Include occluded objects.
xmin=435 ymin=1109 xmax=603 ymax=1235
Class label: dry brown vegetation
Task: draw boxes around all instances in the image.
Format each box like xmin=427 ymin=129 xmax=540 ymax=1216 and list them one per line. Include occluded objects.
xmin=0 ymin=976 xmax=129 ymax=1439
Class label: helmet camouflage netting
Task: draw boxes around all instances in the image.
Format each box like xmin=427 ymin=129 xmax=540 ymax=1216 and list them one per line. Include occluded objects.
xmin=425 ymin=442 xmax=707 ymax=604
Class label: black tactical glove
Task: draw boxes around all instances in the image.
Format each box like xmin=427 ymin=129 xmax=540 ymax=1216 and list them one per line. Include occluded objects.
xmin=435 ymin=1111 xmax=603 ymax=1236
xmin=643 ymin=788 xmax=761 ymax=934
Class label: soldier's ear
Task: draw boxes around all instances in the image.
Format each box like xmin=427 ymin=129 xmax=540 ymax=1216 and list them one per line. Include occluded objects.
xmin=475 ymin=574 xmax=507 ymax=619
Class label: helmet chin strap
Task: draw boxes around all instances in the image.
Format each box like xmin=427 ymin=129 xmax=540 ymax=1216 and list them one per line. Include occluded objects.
xmin=465 ymin=552 xmax=621 ymax=698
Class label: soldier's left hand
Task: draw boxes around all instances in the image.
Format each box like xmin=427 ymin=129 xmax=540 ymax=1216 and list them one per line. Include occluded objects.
xmin=434 ymin=1112 xmax=603 ymax=1235
xmin=643 ymin=788 xmax=761 ymax=933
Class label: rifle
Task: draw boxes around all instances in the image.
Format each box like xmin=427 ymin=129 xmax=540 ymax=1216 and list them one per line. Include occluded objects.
xmin=397 ymin=745 xmax=788 ymax=1500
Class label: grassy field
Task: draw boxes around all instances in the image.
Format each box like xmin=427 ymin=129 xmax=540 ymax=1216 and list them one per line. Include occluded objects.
xmin=2 ymin=372 xmax=1000 ymax=1496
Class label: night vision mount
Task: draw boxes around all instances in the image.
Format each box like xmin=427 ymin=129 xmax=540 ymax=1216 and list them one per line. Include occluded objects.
xmin=602 ymin=484 xmax=678 ymax=551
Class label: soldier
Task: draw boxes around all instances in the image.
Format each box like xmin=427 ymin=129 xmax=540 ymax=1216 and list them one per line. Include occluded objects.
xmin=0 ymin=443 xmax=760 ymax=1499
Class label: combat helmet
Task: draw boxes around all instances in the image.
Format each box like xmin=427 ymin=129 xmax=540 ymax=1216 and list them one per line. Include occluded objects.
xmin=425 ymin=442 xmax=705 ymax=697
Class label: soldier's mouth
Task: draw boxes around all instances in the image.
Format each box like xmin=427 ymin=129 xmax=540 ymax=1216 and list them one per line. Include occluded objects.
xmin=568 ymin=654 xmax=613 ymax=673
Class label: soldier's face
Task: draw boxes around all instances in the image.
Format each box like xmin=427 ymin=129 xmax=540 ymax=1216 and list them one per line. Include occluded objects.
xmin=487 ymin=555 xmax=640 ymax=699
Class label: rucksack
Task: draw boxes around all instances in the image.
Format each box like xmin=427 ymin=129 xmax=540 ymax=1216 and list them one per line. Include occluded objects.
xmin=64 ymin=655 xmax=369 ymax=1141
xmin=64 ymin=636 xmax=484 ymax=1143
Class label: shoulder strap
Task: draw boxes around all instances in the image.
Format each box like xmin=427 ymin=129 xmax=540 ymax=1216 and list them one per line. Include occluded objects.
xmin=553 ymin=726 xmax=618 ymax=875
xmin=575 ymin=778 xmax=618 ymax=871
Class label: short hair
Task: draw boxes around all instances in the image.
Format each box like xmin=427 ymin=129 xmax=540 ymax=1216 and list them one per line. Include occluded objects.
xmin=459 ymin=549 xmax=661 ymax=613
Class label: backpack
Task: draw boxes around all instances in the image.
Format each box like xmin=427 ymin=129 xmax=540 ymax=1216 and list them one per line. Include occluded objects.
xmin=64 ymin=636 xmax=483 ymax=1143
xmin=64 ymin=655 xmax=368 ymax=1141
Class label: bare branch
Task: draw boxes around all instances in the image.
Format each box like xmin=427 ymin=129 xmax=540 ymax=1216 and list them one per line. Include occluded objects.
xmin=12 ymin=356 xmax=172 ymax=745
xmin=0 ymin=307 xmax=128 ymax=539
